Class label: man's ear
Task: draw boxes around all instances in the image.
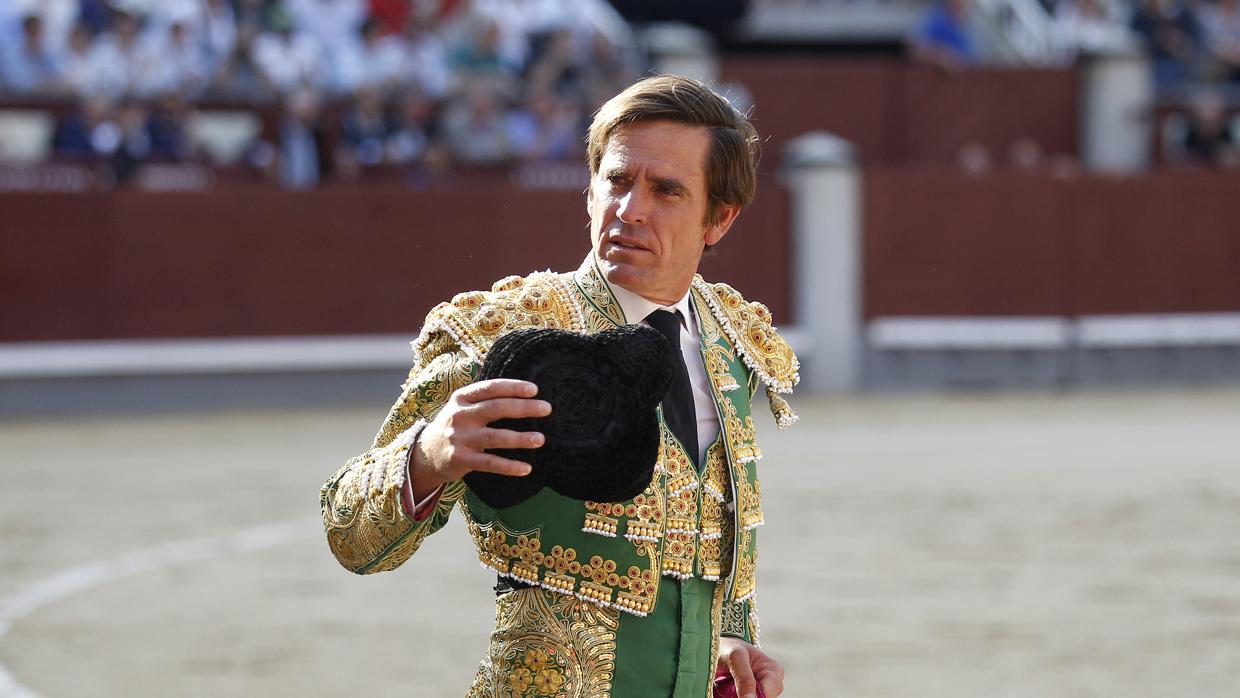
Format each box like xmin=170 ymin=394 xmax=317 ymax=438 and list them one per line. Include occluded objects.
xmin=704 ymin=204 xmax=740 ymax=246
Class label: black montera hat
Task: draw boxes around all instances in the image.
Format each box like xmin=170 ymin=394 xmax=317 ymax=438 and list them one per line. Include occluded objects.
xmin=463 ymin=325 xmax=676 ymax=509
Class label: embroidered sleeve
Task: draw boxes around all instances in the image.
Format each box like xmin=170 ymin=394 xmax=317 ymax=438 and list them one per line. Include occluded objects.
xmin=320 ymin=328 xmax=478 ymax=574
xmin=720 ymin=596 xmax=761 ymax=646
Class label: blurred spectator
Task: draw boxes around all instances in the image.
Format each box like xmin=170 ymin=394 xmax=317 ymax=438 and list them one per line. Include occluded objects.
xmin=336 ymin=16 xmax=409 ymax=92
xmin=910 ymin=0 xmax=977 ymax=71
xmin=386 ymin=88 xmax=443 ymax=169
xmin=210 ymin=22 xmax=268 ymax=100
xmin=139 ymin=18 xmax=212 ymax=98
xmin=146 ymin=96 xmax=195 ymax=161
xmin=1200 ymin=0 xmax=1240 ymax=83
xmin=110 ymin=99 xmax=155 ymax=182
xmin=52 ymin=96 xmax=120 ymax=161
xmin=475 ymin=0 xmax=631 ymax=62
xmin=3 ymin=0 xmax=79 ymax=53
xmin=277 ymin=87 xmax=326 ymax=188
xmin=200 ymin=0 xmax=241 ymax=80
xmin=287 ymin=0 xmax=367 ymax=89
xmin=525 ymin=28 xmax=585 ymax=98
xmin=464 ymin=0 xmax=534 ymax=69
xmin=442 ymin=84 xmax=510 ymax=164
xmin=2 ymin=15 xmax=62 ymax=95
xmin=252 ymin=7 xmax=328 ymax=95
xmin=448 ymin=14 xmax=522 ymax=92
xmin=398 ymin=12 xmax=453 ymax=98
xmin=87 ymin=10 xmax=149 ymax=98
xmin=287 ymin=0 xmax=367 ymax=53
xmin=1130 ymin=0 xmax=1203 ymax=88
xmin=1177 ymin=89 xmax=1239 ymax=168
xmin=57 ymin=23 xmax=98 ymax=96
xmin=1051 ymin=0 xmax=1133 ymax=61
xmin=335 ymin=84 xmax=390 ymax=178
xmin=505 ymin=86 xmax=582 ymax=162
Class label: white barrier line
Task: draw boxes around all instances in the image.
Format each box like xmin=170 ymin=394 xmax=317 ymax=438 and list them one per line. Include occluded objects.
xmin=0 ymin=517 xmax=320 ymax=698
xmin=868 ymin=313 xmax=1240 ymax=350
xmin=0 ymin=336 xmax=414 ymax=378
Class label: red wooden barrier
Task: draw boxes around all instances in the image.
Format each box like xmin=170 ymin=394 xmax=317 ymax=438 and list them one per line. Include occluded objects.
xmin=0 ymin=172 xmax=792 ymax=342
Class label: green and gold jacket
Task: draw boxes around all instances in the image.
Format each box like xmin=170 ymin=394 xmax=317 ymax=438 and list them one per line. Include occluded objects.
xmin=321 ymin=255 xmax=798 ymax=696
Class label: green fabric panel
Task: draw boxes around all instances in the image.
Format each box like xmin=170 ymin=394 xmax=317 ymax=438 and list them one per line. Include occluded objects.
xmin=611 ymin=578 xmax=717 ymax=697
xmin=673 ymin=577 xmax=716 ymax=698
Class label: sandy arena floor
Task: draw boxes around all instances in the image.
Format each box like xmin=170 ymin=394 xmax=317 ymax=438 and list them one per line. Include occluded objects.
xmin=1 ymin=389 xmax=1238 ymax=697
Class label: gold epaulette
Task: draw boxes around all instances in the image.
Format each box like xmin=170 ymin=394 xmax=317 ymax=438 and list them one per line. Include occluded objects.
xmin=410 ymin=270 xmax=587 ymax=366
xmin=692 ymin=277 xmax=800 ymax=428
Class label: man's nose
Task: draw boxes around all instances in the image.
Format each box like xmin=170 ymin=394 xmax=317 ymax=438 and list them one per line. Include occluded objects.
xmin=616 ymin=189 xmax=648 ymax=226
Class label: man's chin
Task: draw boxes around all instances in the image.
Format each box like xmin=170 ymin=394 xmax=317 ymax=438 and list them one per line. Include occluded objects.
xmin=598 ymin=260 xmax=644 ymax=290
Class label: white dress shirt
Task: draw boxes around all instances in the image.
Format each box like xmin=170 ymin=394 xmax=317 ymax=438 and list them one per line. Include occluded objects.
xmin=604 ymin=279 xmax=722 ymax=466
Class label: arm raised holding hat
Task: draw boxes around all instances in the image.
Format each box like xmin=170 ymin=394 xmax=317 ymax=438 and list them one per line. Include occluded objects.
xmin=407 ymin=378 xmax=550 ymax=499
xmin=320 ymin=328 xmax=546 ymax=575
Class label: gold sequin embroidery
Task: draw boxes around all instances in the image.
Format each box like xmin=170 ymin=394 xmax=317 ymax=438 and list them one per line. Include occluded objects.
xmin=468 ymin=588 xmax=618 ymax=698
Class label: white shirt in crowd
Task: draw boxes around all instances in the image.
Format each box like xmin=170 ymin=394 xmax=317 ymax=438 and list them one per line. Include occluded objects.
xmin=252 ymin=30 xmax=327 ymax=95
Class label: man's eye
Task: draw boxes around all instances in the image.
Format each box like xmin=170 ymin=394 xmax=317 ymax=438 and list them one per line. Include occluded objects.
xmin=657 ymin=186 xmax=679 ymax=196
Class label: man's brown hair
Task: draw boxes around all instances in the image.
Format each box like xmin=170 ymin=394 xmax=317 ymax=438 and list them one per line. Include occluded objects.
xmin=586 ymin=74 xmax=760 ymax=227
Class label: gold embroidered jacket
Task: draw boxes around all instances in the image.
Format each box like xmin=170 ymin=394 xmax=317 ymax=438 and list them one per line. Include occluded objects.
xmin=320 ymin=254 xmax=798 ymax=694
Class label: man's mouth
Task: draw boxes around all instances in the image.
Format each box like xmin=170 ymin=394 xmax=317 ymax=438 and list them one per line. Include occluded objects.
xmin=607 ymin=235 xmax=648 ymax=252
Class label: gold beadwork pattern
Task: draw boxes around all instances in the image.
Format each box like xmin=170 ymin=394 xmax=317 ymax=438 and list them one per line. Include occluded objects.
xmin=464 ymin=506 xmax=661 ymax=617
xmin=414 ymin=270 xmax=585 ymax=366
xmin=468 ymin=588 xmax=619 ymax=698
xmin=659 ymin=426 xmax=701 ymax=580
xmin=584 ymin=490 xmax=665 ymax=545
xmin=697 ymin=442 xmax=732 ymax=581
xmin=582 ymin=513 xmax=619 ymax=537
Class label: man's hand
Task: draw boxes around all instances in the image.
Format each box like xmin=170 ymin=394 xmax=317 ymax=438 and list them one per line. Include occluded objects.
xmin=717 ymin=637 xmax=785 ymax=698
xmin=409 ymin=379 xmax=551 ymax=498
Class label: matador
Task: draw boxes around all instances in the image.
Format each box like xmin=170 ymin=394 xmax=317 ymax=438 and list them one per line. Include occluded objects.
xmin=321 ymin=75 xmax=798 ymax=698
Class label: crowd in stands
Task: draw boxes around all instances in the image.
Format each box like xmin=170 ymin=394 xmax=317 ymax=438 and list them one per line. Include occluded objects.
xmin=4 ymin=0 xmax=1238 ymax=180
xmin=0 ymin=0 xmax=639 ymax=186
xmin=912 ymin=0 xmax=1239 ymax=168
xmin=913 ymin=0 xmax=1240 ymax=86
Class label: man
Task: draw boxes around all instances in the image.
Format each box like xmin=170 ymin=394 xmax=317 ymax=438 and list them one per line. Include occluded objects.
xmin=321 ymin=75 xmax=798 ymax=698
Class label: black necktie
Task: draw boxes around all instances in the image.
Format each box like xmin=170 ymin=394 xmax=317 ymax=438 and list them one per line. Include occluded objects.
xmin=646 ymin=309 xmax=699 ymax=469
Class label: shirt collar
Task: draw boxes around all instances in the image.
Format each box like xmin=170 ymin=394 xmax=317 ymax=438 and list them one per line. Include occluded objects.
xmin=604 ymin=277 xmax=695 ymax=332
